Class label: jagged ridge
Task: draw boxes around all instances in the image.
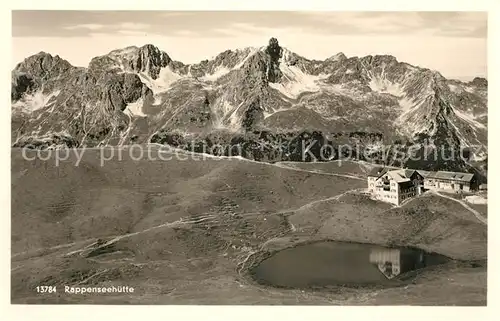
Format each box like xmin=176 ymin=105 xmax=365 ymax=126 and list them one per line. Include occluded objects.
xmin=11 ymin=38 xmax=487 ymax=165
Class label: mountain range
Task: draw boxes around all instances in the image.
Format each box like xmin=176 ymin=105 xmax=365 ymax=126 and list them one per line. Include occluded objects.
xmin=11 ymin=38 xmax=488 ymax=172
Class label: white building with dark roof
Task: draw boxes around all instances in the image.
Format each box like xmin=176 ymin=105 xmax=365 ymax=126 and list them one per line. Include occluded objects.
xmin=367 ymin=167 xmax=422 ymax=206
xmin=367 ymin=167 xmax=476 ymax=205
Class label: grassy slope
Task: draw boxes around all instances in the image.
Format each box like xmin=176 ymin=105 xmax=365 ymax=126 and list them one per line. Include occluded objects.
xmin=276 ymin=160 xmax=373 ymax=177
xmin=11 ymin=148 xmax=486 ymax=305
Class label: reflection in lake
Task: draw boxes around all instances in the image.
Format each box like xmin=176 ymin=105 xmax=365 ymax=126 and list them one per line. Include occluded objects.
xmin=369 ymin=247 xmax=425 ymax=279
xmin=251 ymin=241 xmax=451 ymax=289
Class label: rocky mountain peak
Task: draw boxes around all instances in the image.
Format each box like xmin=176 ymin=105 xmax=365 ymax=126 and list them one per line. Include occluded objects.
xmin=361 ymin=54 xmax=399 ymax=67
xmin=88 ymin=44 xmax=172 ymax=80
xmin=210 ymin=48 xmax=254 ymax=69
xmin=264 ymin=37 xmax=284 ymax=83
xmin=430 ymin=70 xmax=448 ymax=86
xmin=470 ymin=77 xmax=488 ymax=88
xmin=137 ymin=44 xmax=168 ymax=61
xmin=127 ymin=44 xmax=172 ymax=79
xmin=265 ymin=38 xmax=283 ymax=60
xmin=14 ymin=52 xmax=74 ymax=81
xmin=327 ymin=52 xmax=347 ymax=62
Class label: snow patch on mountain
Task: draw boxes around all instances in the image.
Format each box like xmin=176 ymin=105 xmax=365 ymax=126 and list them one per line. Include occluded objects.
xmin=12 ymin=90 xmax=60 ymax=113
xmin=448 ymin=84 xmax=461 ymax=93
xmin=212 ymin=99 xmax=241 ymax=131
xmin=452 ymin=106 xmax=487 ymax=130
xmin=269 ymin=63 xmax=327 ymax=99
xmin=233 ymin=47 xmax=259 ymax=70
xmin=263 ymin=106 xmax=296 ymax=119
xmin=395 ymin=97 xmax=430 ymax=135
xmin=447 ymin=118 xmax=472 ymax=147
xmin=262 ymin=110 xmax=273 ymax=119
xmin=201 ymin=48 xmax=260 ymax=82
xmin=152 ymin=95 xmax=163 ymax=106
xmin=124 ymin=98 xmax=146 ymax=117
xmin=319 ymin=83 xmax=353 ymax=96
xmin=226 ymin=102 xmax=244 ymax=131
xmin=369 ymin=77 xmax=404 ymax=97
xmin=139 ymin=66 xmax=182 ymax=94
xmin=201 ymin=66 xmax=231 ymax=82
xmin=398 ymin=97 xmax=417 ymax=115
xmin=464 ymin=86 xmax=475 ymax=93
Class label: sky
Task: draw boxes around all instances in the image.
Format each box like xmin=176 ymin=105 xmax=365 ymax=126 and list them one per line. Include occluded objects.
xmin=11 ymin=11 xmax=487 ymax=80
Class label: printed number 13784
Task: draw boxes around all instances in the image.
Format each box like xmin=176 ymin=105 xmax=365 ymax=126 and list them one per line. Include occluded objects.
xmin=36 ymin=286 xmax=57 ymax=293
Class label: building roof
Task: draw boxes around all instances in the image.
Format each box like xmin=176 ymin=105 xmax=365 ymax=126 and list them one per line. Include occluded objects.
xmin=367 ymin=167 xmax=389 ymax=178
xmin=404 ymin=169 xmax=416 ymax=178
xmin=387 ymin=169 xmax=411 ymax=183
xmin=367 ymin=167 xmax=474 ymax=183
xmin=369 ymin=167 xmax=416 ymax=184
xmin=426 ymin=171 xmax=474 ymax=182
xmin=416 ymin=170 xmax=432 ymax=177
